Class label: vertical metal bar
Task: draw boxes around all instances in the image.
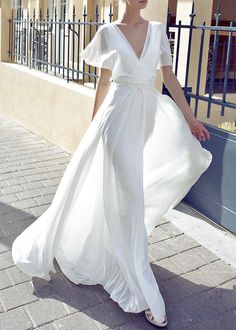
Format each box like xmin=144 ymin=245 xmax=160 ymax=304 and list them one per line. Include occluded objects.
xmin=219 ymin=40 xmax=226 ymax=91
xmin=23 ymin=16 xmax=26 ymax=64
xmin=221 ymin=21 xmax=233 ymax=116
xmin=109 ymin=2 xmax=113 ymax=23
xmin=207 ymin=10 xmax=221 ymax=117
xmin=13 ymin=14 xmax=16 ymax=62
xmin=35 ymin=18 xmax=39 ymax=69
xmin=54 ymin=7 xmax=57 ymax=75
xmin=194 ymin=21 xmax=206 ymax=117
xmin=82 ymin=4 xmax=87 ymax=85
xmin=77 ymin=19 xmax=81 ymax=83
xmin=67 ymin=20 xmax=70 ymax=83
xmin=10 ymin=10 xmax=14 ymax=61
xmin=8 ymin=17 xmax=11 ymax=59
xmin=43 ymin=17 xmax=46 ymax=71
xmin=19 ymin=10 xmax=23 ymax=63
xmin=46 ymin=8 xmax=49 ymax=73
xmin=93 ymin=3 xmax=99 ymax=88
xmin=72 ymin=5 xmax=75 ymax=81
xmin=58 ymin=18 xmax=61 ymax=74
xmin=62 ymin=6 xmax=66 ymax=79
xmin=88 ymin=18 xmax=92 ymax=84
xmin=39 ymin=8 xmax=42 ymax=70
xmin=26 ymin=9 xmax=29 ymax=66
xmin=29 ymin=18 xmax=32 ymax=69
xmin=50 ymin=17 xmax=53 ymax=70
xmin=184 ymin=2 xmax=196 ymax=94
xmin=174 ymin=20 xmax=182 ymax=76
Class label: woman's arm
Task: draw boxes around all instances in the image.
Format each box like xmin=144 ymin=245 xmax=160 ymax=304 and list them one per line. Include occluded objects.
xmin=160 ymin=65 xmax=210 ymax=142
xmin=91 ymin=68 xmax=112 ymax=121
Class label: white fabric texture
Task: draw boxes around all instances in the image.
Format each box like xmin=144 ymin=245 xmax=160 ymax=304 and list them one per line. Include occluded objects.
xmin=12 ymin=21 xmax=212 ymax=324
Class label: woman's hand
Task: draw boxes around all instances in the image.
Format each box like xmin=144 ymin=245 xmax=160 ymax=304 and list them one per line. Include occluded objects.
xmin=160 ymin=66 xmax=211 ymax=142
xmin=186 ymin=116 xmax=211 ymax=142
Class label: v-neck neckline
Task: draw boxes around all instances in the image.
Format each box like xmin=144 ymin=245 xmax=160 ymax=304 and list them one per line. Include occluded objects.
xmin=111 ymin=21 xmax=151 ymax=62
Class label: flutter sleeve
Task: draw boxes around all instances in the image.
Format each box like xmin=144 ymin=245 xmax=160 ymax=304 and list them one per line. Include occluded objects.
xmin=79 ymin=24 xmax=116 ymax=70
xmin=157 ymin=23 xmax=173 ymax=70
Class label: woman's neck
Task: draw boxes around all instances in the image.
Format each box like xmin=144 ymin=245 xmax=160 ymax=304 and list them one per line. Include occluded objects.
xmin=120 ymin=7 xmax=145 ymax=26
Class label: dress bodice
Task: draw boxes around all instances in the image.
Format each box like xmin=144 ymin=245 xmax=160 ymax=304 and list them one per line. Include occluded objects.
xmin=79 ymin=21 xmax=173 ymax=86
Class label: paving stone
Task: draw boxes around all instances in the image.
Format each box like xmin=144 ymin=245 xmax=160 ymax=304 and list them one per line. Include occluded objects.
xmin=169 ymin=249 xmax=208 ymax=273
xmin=0 ymin=269 xmax=12 ymax=289
xmin=36 ymin=323 xmax=56 ymax=329
xmin=1 ymin=218 xmax=34 ymax=237
xmin=160 ymin=222 xmax=184 ymax=236
xmin=156 ymin=216 xmax=170 ymax=225
xmin=29 ymin=204 xmax=51 ymax=217
xmin=0 ymin=251 xmax=14 ymax=270
xmin=39 ymin=186 xmax=58 ymax=196
xmin=167 ymin=234 xmax=200 ymax=253
xmin=0 ymin=182 xmax=8 ymax=190
xmin=15 ymin=188 xmax=42 ymax=200
xmin=0 ymin=306 xmax=33 ymax=330
xmin=164 ymin=303 xmax=200 ymax=330
xmin=0 ymin=166 xmax=28 ymax=175
xmin=86 ymin=300 xmax=133 ymax=329
xmin=199 ymin=260 xmax=236 ymax=286
xmin=210 ymin=278 xmax=236 ymax=312
xmin=113 ymin=314 xmax=155 ymax=330
xmin=25 ymin=173 xmax=49 ymax=182
xmin=0 ymin=282 xmax=38 ymax=310
xmin=0 ymin=173 xmax=12 ymax=180
xmin=149 ymin=227 xmax=172 ymax=244
xmin=158 ymin=276 xmax=192 ymax=305
xmin=6 ymin=265 xmax=32 ymax=285
xmin=0 ymin=193 xmax=18 ymax=203
xmin=34 ymin=194 xmax=55 ymax=205
xmin=21 ymin=181 xmax=45 ymax=190
xmin=1 ymin=184 xmax=24 ymax=195
xmin=178 ymin=268 xmax=216 ymax=295
xmin=54 ymin=312 xmax=100 ymax=330
xmin=0 ymin=236 xmax=16 ymax=253
xmin=192 ymin=245 xmax=220 ymax=263
xmin=87 ymin=284 xmax=111 ymax=303
xmin=180 ymin=288 xmax=226 ymax=322
xmin=149 ymin=240 xmax=177 ymax=261
xmin=25 ymin=296 xmax=68 ymax=327
xmin=58 ymin=281 xmax=106 ymax=314
xmin=0 ymin=227 xmax=4 ymax=239
xmin=41 ymin=177 xmax=62 ymax=187
xmin=183 ymin=315 xmax=227 ymax=330
xmin=6 ymin=209 xmax=33 ymax=223
xmin=151 ymin=258 xmax=183 ymax=281
xmin=46 ymin=170 xmax=64 ymax=179
xmin=0 ymin=203 xmax=14 ymax=215
xmin=33 ymin=273 xmax=73 ymax=299
xmin=10 ymin=198 xmax=38 ymax=210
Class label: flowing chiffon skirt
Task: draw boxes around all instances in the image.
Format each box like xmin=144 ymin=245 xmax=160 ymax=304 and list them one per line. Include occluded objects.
xmin=12 ymin=80 xmax=212 ymax=323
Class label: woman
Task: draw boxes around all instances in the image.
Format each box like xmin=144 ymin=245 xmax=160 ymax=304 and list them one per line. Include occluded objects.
xmin=12 ymin=0 xmax=213 ymax=328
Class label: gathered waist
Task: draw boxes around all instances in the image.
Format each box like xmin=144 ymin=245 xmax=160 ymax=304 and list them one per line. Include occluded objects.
xmin=110 ymin=77 xmax=156 ymax=90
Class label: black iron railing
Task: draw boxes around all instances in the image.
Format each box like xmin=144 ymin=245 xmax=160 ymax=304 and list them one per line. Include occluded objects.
xmin=8 ymin=1 xmax=236 ymax=122
xmin=166 ymin=2 xmax=236 ymax=119
xmin=8 ymin=4 xmax=114 ymax=89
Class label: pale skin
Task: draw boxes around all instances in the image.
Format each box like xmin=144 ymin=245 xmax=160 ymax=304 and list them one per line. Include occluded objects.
xmin=91 ymin=0 xmax=210 ymax=143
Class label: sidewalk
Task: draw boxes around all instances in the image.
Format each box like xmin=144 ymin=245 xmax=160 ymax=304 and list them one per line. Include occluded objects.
xmin=0 ymin=113 xmax=235 ymax=330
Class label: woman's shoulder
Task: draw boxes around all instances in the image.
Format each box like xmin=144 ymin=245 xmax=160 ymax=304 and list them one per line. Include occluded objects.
xmin=102 ymin=20 xmax=163 ymax=32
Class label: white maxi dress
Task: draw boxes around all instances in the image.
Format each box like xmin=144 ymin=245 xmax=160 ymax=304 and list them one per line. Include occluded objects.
xmin=11 ymin=21 xmax=213 ymax=323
